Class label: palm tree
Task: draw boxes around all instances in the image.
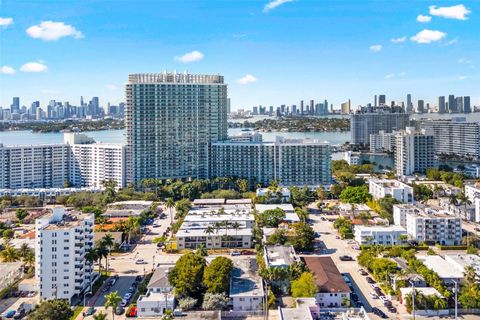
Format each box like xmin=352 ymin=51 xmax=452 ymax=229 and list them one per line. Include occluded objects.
xmin=458 ymin=192 xmax=472 ymax=211
xmin=0 ymin=245 xmax=19 ymax=262
xmin=464 ymin=265 xmax=477 ymax=285
xmin=231 ymin=221 xmax=241 ymax=237
xmin=433 ymin=296 xmax=447 ymax=311
xmin=165 ymin=198 xmax=175 ymax=225
xmin=448 ymin=193 xmax=459 ymax=207
xmin=23 ymin=250 xmax=35 ymax=271
xmin=126 ymin=216 xmax=141 ymax=246
xmin=196 ymin=244 xmax=208 ymax=257
xmin=102 ymin=179 xmax=117 ymax=203
xmin=101 ymin=234 xmax=115 ymax=272
xmin=104 ymin=291 xmax=122 ymax=320
xmin=85 ymin=248 xmax=98 ymax=291
xmin=95 ymin=244 xmax=108 ymax=273
xmin=161 ymin=309 xmax=173 ymax=320
xmin=92 ymin=312 xmax=108 ymax=320
xmin=18 ymin=243 xmax=31 ymax=260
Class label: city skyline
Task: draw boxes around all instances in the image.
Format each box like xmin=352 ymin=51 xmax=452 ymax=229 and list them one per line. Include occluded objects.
xmin=0 ymin=1 xmax=479 ymax=109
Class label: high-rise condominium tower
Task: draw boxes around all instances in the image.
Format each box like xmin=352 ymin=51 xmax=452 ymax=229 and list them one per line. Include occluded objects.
xmin=125 ymin=72 xmax=228 ymax=183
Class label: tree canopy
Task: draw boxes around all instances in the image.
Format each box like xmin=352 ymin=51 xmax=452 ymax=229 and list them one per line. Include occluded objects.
xmin=291 ymin=272 xmax=318 ymax=298
xmin=29 ymin=300 xmax=73 ymax=320
xmin=203 ymin=256 xmax=233 ymax=294
xmin=168 ymin=252 xmax=207 ymax=298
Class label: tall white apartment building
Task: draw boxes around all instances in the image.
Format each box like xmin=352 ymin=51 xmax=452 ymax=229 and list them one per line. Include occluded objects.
xmin=368 ymin=178 xmax=414 ymax=203
xmin=125 ymin=72 xmax=228 ymax=183
xmin=465 ymin=184 xmax=480 ymax=202
xmin=350 ymin=106 xmax=410 ymax=145
xmin=395 ymin=127 xmax=436 ymax=177
xmin=420 ymin=118 xmax=480 ymax=160
xmin=64 ymin=133 xmax=126 ymax=188
xmin=405 ymin=210 xmax=462 ymax=245
xmin=212 ymin=136 xmax=331 ymax=186
xmin=0 ymin=144 xmax=69 ymax=189
xmin=35 ymin=207 xmax=94 ymax=302
xmin=369 ymin=130 xmax=397 ymax=153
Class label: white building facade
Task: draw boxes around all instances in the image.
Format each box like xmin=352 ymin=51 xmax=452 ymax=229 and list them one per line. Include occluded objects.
xmin=354 ymin=225 xmax=407 ymax=245
xmin=35 ymin=207 xmax=94 ymax=302
xmin=395 ymin=127 xmax=437 ymax=177
xmin=369 ymin=178 xmax=414 ymax=203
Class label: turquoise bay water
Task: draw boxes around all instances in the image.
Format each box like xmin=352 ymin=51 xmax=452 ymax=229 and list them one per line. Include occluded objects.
xmin=0 ymin=128 xmax=351 ymax=146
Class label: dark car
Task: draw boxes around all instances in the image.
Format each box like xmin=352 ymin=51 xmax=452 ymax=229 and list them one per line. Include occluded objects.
xmin=339 ymin=255 xmax=353 ymax=261
xmin=365 ymin=277 xmax=375 ymax=284
xmin=85 ymin=307 xmax=95 ymax=316
xmin=387 ymin=306 xmax=397 ymax=313
xmin=359 ymin=270 xmax=368 ymax=276
xmin=5 ymin=311 xmax=16 ymax=319
xmin=115 ymin=306 xmax=125 ymax=315
xmin=372 ymin=307 xmax=388 ymax=319
xmin=351 ymin=293 xmax=359 ymax=301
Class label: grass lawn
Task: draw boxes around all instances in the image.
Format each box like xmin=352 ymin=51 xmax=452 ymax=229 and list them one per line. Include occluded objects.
xmin=70 ymin=306 xmax=84 ymax=320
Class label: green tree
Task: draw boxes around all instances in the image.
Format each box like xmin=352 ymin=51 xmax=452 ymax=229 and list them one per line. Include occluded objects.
xmin=258 ymin=208 xmax=285 ymax=227
xmin=0 ymin=245 xmax=19 ymax=262
xmin=201 ymin=292 xmax=230 ymax=310
xmin=266 ymin=229 xmax=288 ymax=245
xmin=92 ymin=312 xmax=108 ymax=320
xmin=291 ymin=222 xmax=315 ymax=251
xmin=165 ymin=198 xmax=175 ymax=224
xmin=15 ymin=208 xmax=29 ymax=221
xmin=29 ymin=300 xmax=73 ymax=320
xmin=291 ymin=272 xmax=317 ymax=298
xmin=3 ymin=229 xmax=14 ymax=240
xmin=168 ymin=252 xmax=207 ymax=298
xmin=203 ymin=256 xmax=233 ymax=294
xmin=102 ymin=179 xmax=117 ymax=203
xmin=104 ymin=291 xmax=122 ymax=320
xmin=339 ymin=185 xmax=371 ymax=204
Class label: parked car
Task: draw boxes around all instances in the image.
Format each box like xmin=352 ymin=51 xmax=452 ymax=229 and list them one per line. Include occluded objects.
xmin=13 ymin=310 xmax=25 ymax=320
xmin=123 ymin=293 xmax=132 ymax=300
xmin=135 ymin=275 xmax=143 ymax=282
xmin=372 ymin=307 xmax=388 ymax=319
xmin=85 ymin=307 xmax=95 ymax=316
xmin=359 ymin=269 xmax=368 ymax=276
xmin=230 ymin=250 xmax=241 ymax=256
xmin=5 ymin=311 xmax=16 ymax=319
xmin=351 ymin=293 xmax=359 ymax=301
xmin=369 ymin=291 xmax=378 ymax=299
xmin=115 ymin=306 xmax=125 ymax=315
xmin=365 ymin=277 xmax=375 ymax=283
xmin=387 ymin=305 xmax=397 ymax=313
xmin=120 ymin=300 xmax=128 ymax=307
xmin=127 ymin=286 xmax=135 ymax=293
xmin=126 ymin=306 xmax=137 ymax=318
xmin=339 ymin=255 xmax=353 ymax=261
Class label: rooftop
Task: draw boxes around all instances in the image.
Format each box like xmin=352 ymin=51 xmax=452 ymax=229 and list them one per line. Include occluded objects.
xmin=369 ymin=178 xmax=411 ymax=189
xmin=417 ymin=255 xmax=464 ymax=279
xmin=445 ymin=254 xmax=480 ymax=274
xmin=230 ymin=258 xmax=264 ymax=298
xmin=0 ymin=262 xmax=22 ymax=277
xmin=303 ymin=257 xmax=351 ymax=293
xmin=355 ymin=225 xmax=407 ymax=232
xmin=148 ymin=265 xmax=174 ymax=289
xmin=177 ymin=226 xmax=252 ymax=237
xmin=255 ymin=204 xmax=300 ymax=222
xmin=400 ymin=287 xmax=444 ymax=298
xmin=265 ymin=245 xmax=298 ymax=267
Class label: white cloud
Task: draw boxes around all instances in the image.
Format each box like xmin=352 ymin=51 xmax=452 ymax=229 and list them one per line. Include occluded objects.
xmin=106 ymin=84 xmax=118 ymax=90
xmin=429 ymin=4 xmax=471 ymax=20
xmin=458 ymin=75 xmax=467 ymax=80
xmin=26 ymin=21 xmax=83 ymax=41
xmin=399 ymin=71 xmax=407 ymax=77
xmin=444 ymin=38 xmax=458 ymax=46
xmin=263 ymin=0 xmax=293 ymax=13
xmin=410 ymin=29 xmax=446 ymax=44
xmin=391 ymin=36 xmax=407 ymax=43
xmin=417 ymin=14 xmax=432 ymax=23
xmin=174 ymin=50 xmax=204 ymax=63
xmin=369 ymin=44 xmax=382 ymax=52
xmin=384 ymin=73 xmax=395 ymax=79
xmin=20 ymin=62 xmax=48 ymax=73
xmin=0 ymin=66 xmax=15 ymax=74
xmin=0 ymin=17 xmax=13 ymax=27
xmin=237 ymin=74 xmax=258 ymax=84
xmin=458 ymin=58 xmax=472 ymax=64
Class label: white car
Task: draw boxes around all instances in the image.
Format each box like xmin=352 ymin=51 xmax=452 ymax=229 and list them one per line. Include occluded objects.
xmin=369 ymin=291 xmax=378 ymax=299
xmin=123 ymin=293 xmax=132 ymax=300
xmin=135 ymin=259 xmax=147 ymax=264
xmin=379 ymin=296 xmax=389 ymax=303
xmin=120 ymin=299 xmax=128 ymax=307
xmin=370 ymin=283 xmax=379 ymax=289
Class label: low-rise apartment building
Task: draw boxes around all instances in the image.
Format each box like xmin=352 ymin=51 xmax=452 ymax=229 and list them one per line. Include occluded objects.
xmin=417 ymin=255 xmax=464 ymax=285
xmin=368 ymin=178 xmax=414 ymax=203
xmin=176 ymin=199 xmax=254 ymax=250
xmin=303 ymin=257 xmax=351 ymax=308
xmin=35 ymin=207 xmax=94 ymax=302
xmin=137 ymin=265 xmax=175 ymax=317
xmin=264 ymin=245 xmax=299 ymax=293
xmin=230 ymin=258 xmax=264 ymax=311
xmin=406 ymin=211 xmax=461 ymax=246
xmin=255 ymin=204 xmax=300 ymax=223
xmin=354 ymin=225 xmax=407 ymax=245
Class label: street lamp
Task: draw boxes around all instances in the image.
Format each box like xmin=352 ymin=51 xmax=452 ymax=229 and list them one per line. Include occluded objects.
xmin=409 ymin=280 xmax=415 ymax=320
xmin=152 ymin=255 xmax=156 ymax=271
xmin=84 ymin=291 xmax=92 ymax=308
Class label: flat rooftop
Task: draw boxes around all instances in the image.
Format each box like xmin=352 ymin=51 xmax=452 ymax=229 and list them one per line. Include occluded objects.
xmin=417 ymin=255 xmax=464 ymax=279
xmin=177 ymin=227 xmax=252 ymax=238
xmin=265 ymin=245 xmax=298 ymax=267
xmin=445 ymin=254 xmax=480 ymax=273
xmin=255 ymin=204 xmax=300 ymax=222
xmin=355 ymin=225 xmax=407 ymax=232
xmin=183 ymin=214 xmax=254 ymax=223
xmin=230 ymin=258 xmax=264 ymax=298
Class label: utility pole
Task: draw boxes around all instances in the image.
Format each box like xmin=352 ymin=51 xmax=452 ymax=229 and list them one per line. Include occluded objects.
xmin=409 ymin=280 xmax=415 ymax=320
xmin=454 ymin=280 xmax=458 ymax=320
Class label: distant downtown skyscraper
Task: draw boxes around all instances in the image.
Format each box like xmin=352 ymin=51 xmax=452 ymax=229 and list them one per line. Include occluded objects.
xmin=406 ymin=94 xmax=412 ymax=113
xmin=438 ymin=96 xmax=446 ymax=114
xmin=125 ymin=72 xmax=228 ymax=183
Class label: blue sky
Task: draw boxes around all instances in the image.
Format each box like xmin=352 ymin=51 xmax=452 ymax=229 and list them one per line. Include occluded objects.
xmin=0 ymin=0 xmax=479 ymax=110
